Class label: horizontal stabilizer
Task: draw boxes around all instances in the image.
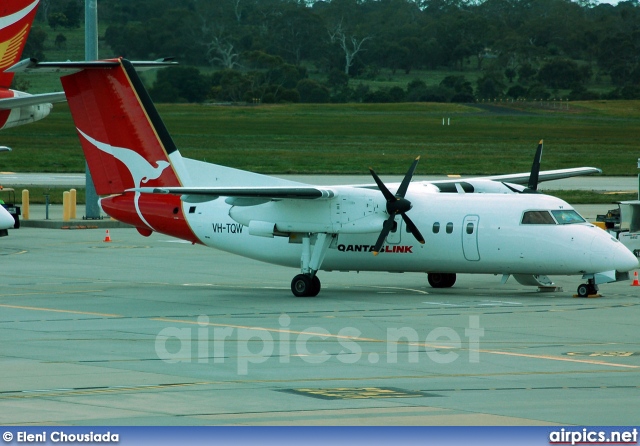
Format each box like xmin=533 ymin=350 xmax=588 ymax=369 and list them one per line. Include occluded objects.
xmin=132 ymin=186 xmax=335 ymax=200
xmin=6 ymin=57 xmax=177 ymax=74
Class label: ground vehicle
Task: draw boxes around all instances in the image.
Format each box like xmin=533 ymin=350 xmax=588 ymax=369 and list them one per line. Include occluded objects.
xmin=597 ymin=201 xmax=640 ymax=257
xmin=0 ymin=187 xmax=20 ymax=228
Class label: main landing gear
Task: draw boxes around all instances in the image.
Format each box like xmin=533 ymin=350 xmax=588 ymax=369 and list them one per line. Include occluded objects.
xmin=291 ymin=233 xmax=334 ymax=298
xmin=428 ymin=273 xmax=456 ymax=288
xmin=291 ymin=274 xmax=321 ymax=297
xmin=576 ymin=278 xmax=598 ymax=297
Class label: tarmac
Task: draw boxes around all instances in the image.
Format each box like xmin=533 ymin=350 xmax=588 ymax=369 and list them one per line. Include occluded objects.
xmin=1 ymin=201 xmax=639 ymax=426
xmin=18 ymin=204 xmax=130 ymax=229
xmin=2 ymin=174 xmax=639 ymax=425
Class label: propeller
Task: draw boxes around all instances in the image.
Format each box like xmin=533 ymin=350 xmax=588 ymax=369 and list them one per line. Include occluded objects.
xmin=369 ymin=156 xmax=425 ymax=256
xmin=503 ymin=139 xmax=543 ymax=194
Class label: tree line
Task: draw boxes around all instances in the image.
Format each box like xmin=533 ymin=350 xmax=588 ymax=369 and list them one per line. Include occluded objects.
xmin=27 ymin=0 xmax=640 ymax=103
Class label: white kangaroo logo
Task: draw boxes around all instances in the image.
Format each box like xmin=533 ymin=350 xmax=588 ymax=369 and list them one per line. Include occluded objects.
xmin=0 ymin=0 xmax=38 ymax=30
xmin=77 ymin=128 xmax=170 ymax=231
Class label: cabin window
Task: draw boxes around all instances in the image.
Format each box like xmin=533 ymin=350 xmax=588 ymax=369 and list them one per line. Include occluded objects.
xmin=466 ymin=222 xmax=474 ymax=235
xmin=551 ymin=210 xmax=586 ymax=225
xmin=446 ymin=222 xmax=454 ymax=234
xmin=521 ymin=211 xmax=556 ymax=225
xmin=432 ymin=222 xmax=440 ymax=234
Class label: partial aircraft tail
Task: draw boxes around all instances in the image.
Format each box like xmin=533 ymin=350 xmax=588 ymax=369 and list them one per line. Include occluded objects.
xmin=60 ymin=58 xmax=191 ymax=195
xmin=0 ymin=0 xmax=39 ymax=89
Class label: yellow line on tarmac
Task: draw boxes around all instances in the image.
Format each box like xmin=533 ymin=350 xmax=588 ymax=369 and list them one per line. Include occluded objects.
xmin=0 ymin=290 xmax=104 ymax=299
xmin=7 ymin=308 xmax=638 ymax=369
xmin=151 ymin=317 xmax=386 ymax=343
xmin=482 ymin=349 xmax=638 ymax=369
xmin=0 ymin=302 xmax=120 ymax=318
xmin=154 ymin=317 xmax=640 ymax=370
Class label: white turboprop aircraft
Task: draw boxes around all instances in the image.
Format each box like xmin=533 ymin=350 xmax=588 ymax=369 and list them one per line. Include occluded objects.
xmin=0 ymin=147 xmax=16 ymax=235
xmin=0 ymin=205 xmax=14 ymax=235
xmin=0 ymin=0 xmax=66 ymax=131
xmin=48 ymin=58 xmax=639 ymax=297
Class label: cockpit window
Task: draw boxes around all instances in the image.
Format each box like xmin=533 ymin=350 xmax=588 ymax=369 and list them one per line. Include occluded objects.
xmin=521 ymin=211 xmax=556 ymax=225
xmin=551 ymin=210 xmax=586 ymax=225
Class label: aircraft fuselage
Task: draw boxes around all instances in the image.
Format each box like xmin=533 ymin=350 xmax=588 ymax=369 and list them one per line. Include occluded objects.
xmin=100 ymin=187 xmax=638 ymax=277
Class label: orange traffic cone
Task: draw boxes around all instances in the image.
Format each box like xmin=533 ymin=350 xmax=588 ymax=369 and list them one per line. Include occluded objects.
xmin=103 ymin=229 xmax=112 ymax=243
xmin=632 ymin=271 xmax=640 ymax=286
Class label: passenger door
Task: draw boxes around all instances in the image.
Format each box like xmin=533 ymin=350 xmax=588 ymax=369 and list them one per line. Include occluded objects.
xmin=462 ymin=215 xmax=480 ymax=261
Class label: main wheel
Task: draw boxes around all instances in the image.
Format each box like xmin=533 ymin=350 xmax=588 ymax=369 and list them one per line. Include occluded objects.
xmin=310 ymin=275 xmax=321 ymax=297
xmin=428 ymin=273 xmax=456 ymax=288
xmin=444 ymin=273 xmax=456 ymax=287
xmin=577 ymin=283 xmax=589 ymax=297
xmin=292 ymin=274 xmax=321 ymax=297
xmin=291 ymin=274 xmax=311 ymax=297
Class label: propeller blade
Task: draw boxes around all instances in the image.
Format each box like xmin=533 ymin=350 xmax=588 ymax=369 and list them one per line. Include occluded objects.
xmin=528 ymin=140 xmax=543 ymax=191
xmin=373 ymin=215 xmax=396 ymax=255
xmin=401 ymin=213 xmax=425 ymax=244
xmin=395 ymin=156 xmax=420 ymax=198
xmin=369 ymin=167 xmax=396 ymax=202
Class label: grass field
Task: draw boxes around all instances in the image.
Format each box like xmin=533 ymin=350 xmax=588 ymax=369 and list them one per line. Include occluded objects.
xmin=2 ymin=101 xmax=640 ymax=176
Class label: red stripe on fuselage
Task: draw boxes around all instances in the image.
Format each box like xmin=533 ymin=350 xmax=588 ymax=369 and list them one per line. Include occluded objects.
xmin=101 ymin=193 xmax=201 ymax=245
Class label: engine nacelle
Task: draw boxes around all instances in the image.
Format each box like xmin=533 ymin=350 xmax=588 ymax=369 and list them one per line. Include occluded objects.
xmin=0 ymin=90 xmax=55 ymax=130
xmin=0 ymin=102 xmax=53 ymax=130
xmin=229 ymin=187 xmax=388 ymax=235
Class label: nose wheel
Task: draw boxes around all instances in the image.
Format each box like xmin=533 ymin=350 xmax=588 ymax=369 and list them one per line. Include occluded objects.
xmin=291 ymin=274 xmax=321 ymax=297
xmin=577 ymin=279 xmax=598 ymax=297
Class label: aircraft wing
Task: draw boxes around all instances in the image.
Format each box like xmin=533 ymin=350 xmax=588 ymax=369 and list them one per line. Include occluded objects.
xmin=480 ymin=167 xmax=602 ymax=185
xmin=7 ymin=58 xmax=178 ymax=74
xmin=133 ymin=186 xmax=335 ymax=200
xmin=0 ymin=91 xmax=66 ymax=110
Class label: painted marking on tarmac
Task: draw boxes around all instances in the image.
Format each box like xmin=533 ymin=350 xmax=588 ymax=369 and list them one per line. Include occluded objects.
xmin=0 ymin=303 xmax=119 ymax=318
xmin=483 ymin=349 xmax=638 ymax=369
xmin=89 ymin=245 xmax=150 ymax=249
xmin=427 ymin=384 xmax=640 ymax=392
xmin=3 ymin=369 xmax=637 ymax=401
xmin=0 ymin=248 xmax=27 ymax=256
xmin=6 ymin=299 xmax=638 ymax=370
xmin=153 ymin=317 xmax=639 ymax=369
xmin=565 ymin=351 xmax=640 ymax=357
xmin=0 ymin=290 xmax=106 ymax=299
xmin=281 ymin=387 xmax=438 ymax=400
xmin=0 ymin=382 xmax=205 ymax=400
xmin=477 ymin=300 xmax=523 ymax=307
xmin=360 ymin=285 xmax=429 ymax=295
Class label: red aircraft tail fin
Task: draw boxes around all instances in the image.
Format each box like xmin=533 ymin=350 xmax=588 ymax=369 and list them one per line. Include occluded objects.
xmin=0 ymin=0 xmax=39 ymax=89
xmin=60 ymin=58 xmax=189 ymax=195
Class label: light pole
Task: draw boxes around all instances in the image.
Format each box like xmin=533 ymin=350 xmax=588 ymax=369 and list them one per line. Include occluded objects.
xmin=84 ymin=0 xmax=100 ymax=219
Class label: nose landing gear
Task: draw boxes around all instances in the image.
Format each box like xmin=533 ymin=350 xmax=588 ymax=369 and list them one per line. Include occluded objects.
xmin=577 ymin=278 xmax=598 ymax=298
